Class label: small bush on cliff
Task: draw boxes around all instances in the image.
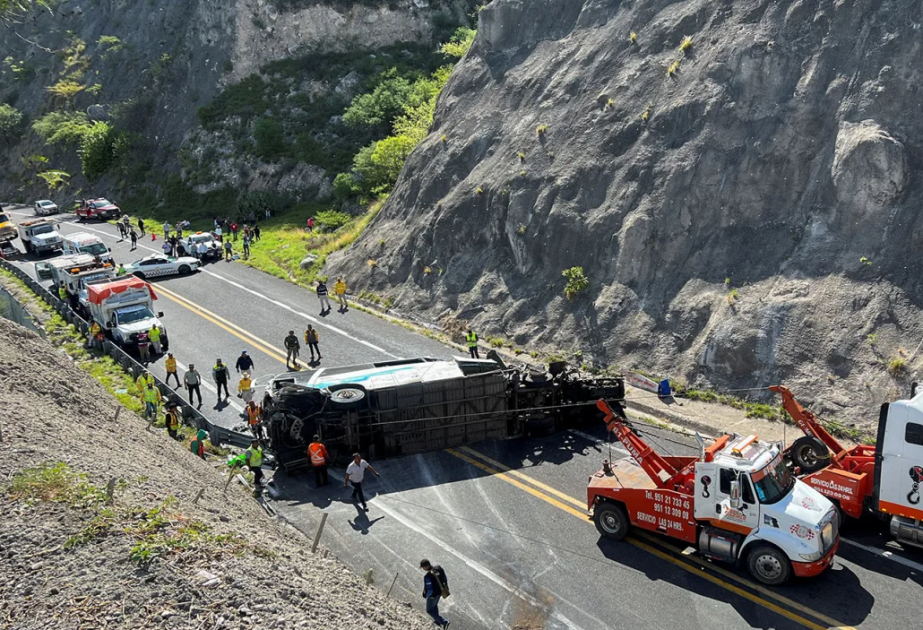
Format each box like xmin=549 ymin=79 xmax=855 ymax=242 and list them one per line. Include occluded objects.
xmin=253 ymin=117 xmax=288 ymax=158
xmin=562 ymin=267 xmax=589 ymax=300
xmin=0 ymin=103 xmax=23 ymax=142
xmin=441 ymin=27 xmax=476 ymax=58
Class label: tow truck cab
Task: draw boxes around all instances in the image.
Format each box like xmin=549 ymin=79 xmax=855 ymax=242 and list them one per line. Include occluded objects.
xmin=589 ymin=433 xmax=838 ymax=585
xmin=874 ymin=393 xmax=923 ymax=547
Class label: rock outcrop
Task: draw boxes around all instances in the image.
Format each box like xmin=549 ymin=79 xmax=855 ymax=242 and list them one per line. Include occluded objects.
xmin=332 ymin=0 xmax=923 ymax=422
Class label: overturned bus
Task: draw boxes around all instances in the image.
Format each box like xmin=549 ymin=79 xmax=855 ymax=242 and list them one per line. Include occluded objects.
xmin=262 ymin=355 xmax=625 ymax=474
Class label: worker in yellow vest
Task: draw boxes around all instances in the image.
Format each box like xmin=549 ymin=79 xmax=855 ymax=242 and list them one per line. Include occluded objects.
xmin=142 ymin=382 xmax=162 ymax=420
xmin=238 ymin=371 xmax=253 ymax=404
xmin=163 ymin=401 xmax=180 ymax=439
xmin=164 ymin=352 xmax=179 ymax=387
xmin=466 ymin=329 xmax=479 ymax=359
xmin=58 ymin=282 xmax=67 ymax=301
xmin=149 ymin=325 xmax=162 ymax=355
xmin=245 ymin=439 xmax=264 ymax=490
xmin=136 ymin=370 xmax=155 ymax=392
xmin=88 ymin=320 xmax=102 ymax=349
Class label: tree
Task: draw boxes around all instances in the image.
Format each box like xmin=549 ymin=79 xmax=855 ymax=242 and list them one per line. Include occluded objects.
xmin=0 ymin=103 xmax=23 ymax=143
xmin=253 ymin=118 xmax=287 ymax=158
xmin=80 ymin=121 xmax=115 ymax=179
xmin=352 ymin=135 xmax=416 ymax=195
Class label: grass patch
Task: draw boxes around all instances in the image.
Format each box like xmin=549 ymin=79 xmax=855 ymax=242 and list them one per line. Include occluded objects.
xmin=6 ymin=462 xmax=107 ymax=506
xmin=888 ymin=357 xmax=907 ymax=376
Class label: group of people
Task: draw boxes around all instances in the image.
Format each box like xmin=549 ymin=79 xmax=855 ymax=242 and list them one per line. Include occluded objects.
xmin=283 ymin=325 xmax=323 ymax=368
xmin=315 ymin=277 xmax=349 ymax=314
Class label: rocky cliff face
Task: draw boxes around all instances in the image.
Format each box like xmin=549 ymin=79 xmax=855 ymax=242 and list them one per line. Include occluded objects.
xmin=333 ymin=0 xmax=923 ymax=422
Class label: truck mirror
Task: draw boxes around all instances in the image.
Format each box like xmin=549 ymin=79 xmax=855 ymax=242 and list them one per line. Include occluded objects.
xmin=157 ymin=311 xmax=164 ymax=318
xmin=730 ymin=480 xmax=742 ymax=510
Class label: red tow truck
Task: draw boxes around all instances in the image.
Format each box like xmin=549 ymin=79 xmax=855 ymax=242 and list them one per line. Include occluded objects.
xmin=772 ymin=385 xmax=923 ymax=548
xmin=588 ymin=400 xmax=839 ymax=585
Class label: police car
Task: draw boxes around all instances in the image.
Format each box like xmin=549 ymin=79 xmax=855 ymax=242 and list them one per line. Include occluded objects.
xmin=124 ymin=254 xmax=201 ymax=279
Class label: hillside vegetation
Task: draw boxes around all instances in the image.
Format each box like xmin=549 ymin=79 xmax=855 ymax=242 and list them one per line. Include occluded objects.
xmin=331 ymin=0 xmax=923 ymax=425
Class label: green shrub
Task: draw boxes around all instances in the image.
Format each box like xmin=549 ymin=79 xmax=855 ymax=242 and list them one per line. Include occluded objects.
xmin=97 ymin=35 xmax=125 ymax=53
xmin=314 ymin=209 xmax=352 ymax=231
xmin=343 ymin=68 xmax=442 ymax=134
xmin=441 ymin=27 xmax=476 ymax=58
xmin=253 ymin=117 xmax=288 ymax=158
xmin=888 ymin=357 xmax=906 ymax=376
xmin=80 ymin=122 xmax=116 ymax=179
xmin=562 ymin=266 xmax=589 ymax=300
xmin=333 ymin=172 xmax=362 ymax=200
xmin=32 ymin=111 xmax=93 ymax=145
xmin=237 ymin=190 xmax=288 ymax=218
xmin=0 ymin=103 xmax=23 ymax=140
xmin=353 ymin=135 xmax=416 ymax=194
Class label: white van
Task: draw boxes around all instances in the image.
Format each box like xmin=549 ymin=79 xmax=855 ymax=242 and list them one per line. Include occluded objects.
xmin=62 ymin=232 xmax=112 ymax=263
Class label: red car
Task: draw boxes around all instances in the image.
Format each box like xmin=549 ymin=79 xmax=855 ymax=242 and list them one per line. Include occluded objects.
xmin=76 ymin=198 xmax=120 ymax=221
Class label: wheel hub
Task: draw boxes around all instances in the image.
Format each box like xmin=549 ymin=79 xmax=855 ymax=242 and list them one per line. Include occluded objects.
xmin=755 ymin=554 xmax=783 ymax=580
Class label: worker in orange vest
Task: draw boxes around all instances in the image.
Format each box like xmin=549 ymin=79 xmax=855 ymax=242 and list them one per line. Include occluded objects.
xmin=244 ymin=400 xmax=262 ymax=439
xmin=308 ymin=434 xmax=329 ymax=487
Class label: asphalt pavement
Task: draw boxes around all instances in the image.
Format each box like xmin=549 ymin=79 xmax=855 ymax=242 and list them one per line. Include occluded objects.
xmin=3 ymin=206 xmax=922 ymax=630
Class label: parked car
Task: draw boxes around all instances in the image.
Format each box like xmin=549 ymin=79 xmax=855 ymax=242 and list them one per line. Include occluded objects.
xmin=178 ymin=232 xmax=221 ymax=260
xmin=76 ymin=198 xmax=120 ymax=221
xmin=34 ymin=200 xmax=59 ymax=216
xmin=124 ymin=254 xmax=201 ymax=279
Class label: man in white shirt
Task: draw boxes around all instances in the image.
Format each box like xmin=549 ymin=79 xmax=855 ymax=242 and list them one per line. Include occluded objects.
xmin=344 ymin=452 xmax=380 ymax=511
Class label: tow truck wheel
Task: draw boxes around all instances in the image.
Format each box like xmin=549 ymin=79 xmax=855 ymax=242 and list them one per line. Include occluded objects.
xmin=746 ymin=545 xmax=792 ymax=586
xmin=594 ymin=502 xmax=629 ymax=540
xmin=790 ymin=436 xmax=829 ymax=474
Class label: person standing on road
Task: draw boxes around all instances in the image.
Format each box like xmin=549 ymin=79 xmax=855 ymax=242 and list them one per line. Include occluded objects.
xmin=137 ymin=218 xmax=146 ymax=236
xmin=245 ymin=439 xmax=264 ymax=489
xmin=142 ymin=381 xmax=162 ymax=421
xmin=196 ymin=241 xmax=208 ymax=261
xmin=304 ymin=325 xmax=322 ymax=361
xmin=164 ymin=401 xmax=180 ymax=440
xmin=117 ymin=221 xmax=126 ymax=240
xmin=129 ymin=229 xmax=138 ymax=251
xmin=137 ymin=332 xmax=151 ymax=363
xmin=224 ymin=238 xmax=233 ymax=261
xmin=308 ymin=435 xmax=329 ymax=487
xmin=465 ymin=329 xmax=479 ymax=359
xmin=238 ymin=371 xmax=254 ymax=404
xmin=164 ymin=352 xmax=180 ymax=387
xmin=245 ymin=400 xmax=262 ymax=439
xmin=235 ymin=350 xmax=254 ymax=375
xmin=420 ymin=560 xmax=451 ymax=628
xmin=190 ymin=429 xmax=208 ymax=459
xmin=213 ymin=358 xmax=230 ymax=401
xmin=161 ymin=238 xmax=173 ymax=257
xmin=284 ymin=330 xmax=300 ymax=369
xmin=184 ymin=363 xmax=203 ymax=407
xmin=116 ymin=263 xmax=128 ymax=277
xmin=334 ymin=277 xmax=348 ymax=311
xmin=163 ymin=221 xmax=171 ymax=240
xmin=316 ymin=279 xmax=331 ymax=313
xmin=344 ymin=452 xmax=380 ymax=511
xmin=149 ymin=325 xmax=162 ymax=355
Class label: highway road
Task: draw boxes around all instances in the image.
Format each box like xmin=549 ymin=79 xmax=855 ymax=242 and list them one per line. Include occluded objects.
xmin=4 ymin=206 xmax=922 ymax=630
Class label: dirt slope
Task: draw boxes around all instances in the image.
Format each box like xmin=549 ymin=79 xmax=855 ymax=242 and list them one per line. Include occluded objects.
xmin=333 ymin=0 xmax=923 ymax=425
xmin=0 ymin=317 xmax=431 ymax=630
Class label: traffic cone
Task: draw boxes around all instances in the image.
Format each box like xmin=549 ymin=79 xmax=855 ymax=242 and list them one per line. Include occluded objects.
xmin=151 ymin=233 xmax=156 ymax=241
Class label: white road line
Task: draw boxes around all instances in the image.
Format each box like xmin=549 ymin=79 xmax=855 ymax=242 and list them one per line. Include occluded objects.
xmin=840 ymin=537 xmax=923 ymax=573
xmin=59 ymin=220 xmax=401 ymax=359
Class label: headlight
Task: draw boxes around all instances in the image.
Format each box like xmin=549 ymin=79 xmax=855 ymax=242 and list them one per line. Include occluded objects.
xmin=798 ymin=551 xmax=822 ymax=562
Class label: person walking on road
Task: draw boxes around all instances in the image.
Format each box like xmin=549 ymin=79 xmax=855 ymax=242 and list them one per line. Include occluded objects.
xmin=213 ymin=358 xmax=230 ymax=401
xmin=161 ymin=238 xmax=172 ymax=257
xmin=164 ymin=401 xmax=180 ymax=440
xmin=244 ymin=400 xmax=262 ymax=439
xmin=284 ymin=330 xmax=300 ymax=369
xmin=466 ymin=329 xmax=479 ymax=359
xmin=420 ymin=560 xmax=451 ymax=628
xmin=304 ymin=325 xmax=322 ymax=361
xmin=334 ymin=277 xmax=348 ymax=311
xmin=149 ymin=325 xmax=163 ymax=355
xmin=137 ymin=218 xmax=146 ymax=236
xmin=129 ymin=229 xmax=138 ymax=250
xmin=117 ymin=220 xmax=126 ymax=240
xmin=344 ymin=452 xmax=380 ymax=511
xmin=246 ymin=439 xmax=264 ymax=490
xmin=137 ymin=332 xmax=151 ymax=363
xmin=224 ymin=238 xmax=233 ymax=261
xmin=190 ymin=429 xmax=208 ymax=459
xmin=316 ymin=279 xmax=331 ymax=313
xmin=235 ymin=350 xmax=254 ymax=375
xmin=238 ymin=371 xmax=254 ymax=404
xmin=164 ymin=352 xmax=180 ymax=387
xmin=184 ymin=363 xmax=203 ymax=407
xmin=308 ymin=435 xmax=329 ymax=487
xmin=142 ymin=381 xmax=162 ymax=421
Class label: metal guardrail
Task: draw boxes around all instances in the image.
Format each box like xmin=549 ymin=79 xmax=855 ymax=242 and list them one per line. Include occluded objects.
xmin=0 ymin=258 xmax=252 ymax=449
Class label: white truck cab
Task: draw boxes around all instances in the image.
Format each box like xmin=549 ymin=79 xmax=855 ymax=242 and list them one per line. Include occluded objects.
xmin=693 ymin=435 xmax=839 ymax=583
xmin=876 ymin=393 xmax=923 ymax=545
xmin=62 ymin=232 xmax=112 ymax=263
xmin=85 ymin=278 xmax=167 ymax=350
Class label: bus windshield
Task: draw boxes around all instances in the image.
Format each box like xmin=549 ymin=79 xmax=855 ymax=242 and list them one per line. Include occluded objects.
xmin=751 ymin=456 xmax=794 ymax=505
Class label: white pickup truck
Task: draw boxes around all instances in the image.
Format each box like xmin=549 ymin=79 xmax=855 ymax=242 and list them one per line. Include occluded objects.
xmin=85 ymin=277 xmax=168 ymax=350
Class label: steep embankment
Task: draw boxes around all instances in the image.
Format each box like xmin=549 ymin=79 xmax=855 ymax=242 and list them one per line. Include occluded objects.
xmin=0 ymin=318 xmax=432 ymax=630
xmin=333 ymin=0 xmax=923 ymax=424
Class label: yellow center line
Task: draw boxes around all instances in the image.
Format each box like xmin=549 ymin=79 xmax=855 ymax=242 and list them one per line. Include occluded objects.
xmin=447 ymin=447 xmax=858 ymax=630
xmin=154 ymin=283 xmax=310 ymax=370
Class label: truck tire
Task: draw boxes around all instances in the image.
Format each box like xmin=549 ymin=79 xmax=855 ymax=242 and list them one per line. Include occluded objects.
xmin=327 ymin=384 xmax=367 ymax=409
xmin=790 ymin=436 xmax=830 ymax=474
xmin=746 ymin=544 xmax=792 ymax=586
xmin=594 ymin=502 xmax=630 ymax=540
